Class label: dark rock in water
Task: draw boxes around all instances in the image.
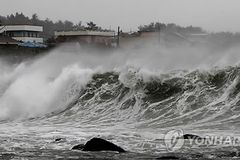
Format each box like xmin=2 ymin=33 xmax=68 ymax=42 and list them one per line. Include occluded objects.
xmin=55 ymin=138 xmax=63 ymax=142
xmin=215 ymin=150 xmax=239 ymax=158
xmin=156 ymin=156 xmax=180 ymax=159
xmin=72 ymin=138 xmax=126 ymax=153
xmin=182 ymin=134 xmax=202 ymax=140
xmin=55 ymin=138 xmax=67 ymax=142
xmin=72 ymin=144 xmax=85 ymax=150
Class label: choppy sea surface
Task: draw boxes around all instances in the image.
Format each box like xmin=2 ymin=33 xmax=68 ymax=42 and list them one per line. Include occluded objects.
xmin=1 ymin=46 xmax=240 ymax=159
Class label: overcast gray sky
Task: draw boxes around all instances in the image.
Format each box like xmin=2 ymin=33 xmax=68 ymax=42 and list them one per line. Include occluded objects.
xmin=1 ymin=0 xmax=240 ymax=32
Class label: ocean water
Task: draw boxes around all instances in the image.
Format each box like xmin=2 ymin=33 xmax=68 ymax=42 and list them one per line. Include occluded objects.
xmin=1 ymin=44 xmax=240 ymax=159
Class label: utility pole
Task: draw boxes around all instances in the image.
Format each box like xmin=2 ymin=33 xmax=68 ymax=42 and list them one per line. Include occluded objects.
xmin=158 ymin=22 xmax=161 ymax=45
xmin=117 ymin=26 xmax=120 ymax=47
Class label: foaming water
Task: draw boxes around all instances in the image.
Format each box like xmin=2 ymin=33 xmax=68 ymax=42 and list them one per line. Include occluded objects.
xmin=1 ymin=43 xmax=240 ymax=158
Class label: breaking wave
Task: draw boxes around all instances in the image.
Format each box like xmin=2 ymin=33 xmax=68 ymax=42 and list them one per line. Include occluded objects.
xmin=1 ymin=43 xmax=240 ymax=155
xmin=1 ymin=43 xmax=240 ymax=130
xmin=43 ymin=66 xmax=240 ymax=131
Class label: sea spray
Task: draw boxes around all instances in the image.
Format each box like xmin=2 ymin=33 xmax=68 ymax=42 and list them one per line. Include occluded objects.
xmin=0 ymin=42 xmax=240 ymax=121
xmin=0 ymin=43 xmax=240 ymax=156
xmin=0 ymin=64 xmax=94 ymax=119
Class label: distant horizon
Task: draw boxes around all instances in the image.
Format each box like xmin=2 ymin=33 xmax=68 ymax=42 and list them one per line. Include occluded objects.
xmin=1 ymin=0 xmax=240 ymax=33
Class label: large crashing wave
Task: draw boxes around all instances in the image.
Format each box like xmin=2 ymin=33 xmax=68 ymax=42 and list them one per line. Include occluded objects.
xmin=1 ymin=44 xmax=240 ymax=131
xmin=45 ymin=66 xmax=240 ymax=131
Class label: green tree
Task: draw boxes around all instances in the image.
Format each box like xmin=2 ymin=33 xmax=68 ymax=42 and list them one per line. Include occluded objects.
xmin=86 ymin=21 xmax=99 ymax=31
xmin=31 ymin=13 xmax=39 ymax=25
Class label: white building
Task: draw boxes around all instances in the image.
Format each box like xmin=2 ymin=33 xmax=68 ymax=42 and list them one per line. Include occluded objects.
xmin=54 ymin=30 xmax=115 ymax=37
xmin=54 ymin=30 xmax=115 ymax=47
xmin=0 ymin=25 xmax=43 ymax=43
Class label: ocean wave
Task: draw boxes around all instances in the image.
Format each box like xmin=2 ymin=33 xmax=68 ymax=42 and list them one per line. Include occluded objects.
xmin=1 ymin=44 xmax=240 ymax=132
xmin=36 ymin=65 xmax=240 ymax=131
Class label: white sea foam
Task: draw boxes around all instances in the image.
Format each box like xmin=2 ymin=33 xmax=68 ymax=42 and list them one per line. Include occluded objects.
xmin=0 ymin=42 xmax=240 ymax=121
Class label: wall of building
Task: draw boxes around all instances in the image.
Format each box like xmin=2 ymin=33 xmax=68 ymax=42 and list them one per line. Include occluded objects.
xmin=0 ymin=25 xmax=44 ymax=43
xmin=54 ymin=30 xmax=115 ymax=37
xmin=6 ymin=31 xmax=40 ymax=38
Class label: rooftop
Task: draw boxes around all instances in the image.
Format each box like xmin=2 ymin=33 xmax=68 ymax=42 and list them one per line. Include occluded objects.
xmin=54 ymin=30 xmax=115 ymax=37
xmin=0 ymin=25 xmax=43 ymax=33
